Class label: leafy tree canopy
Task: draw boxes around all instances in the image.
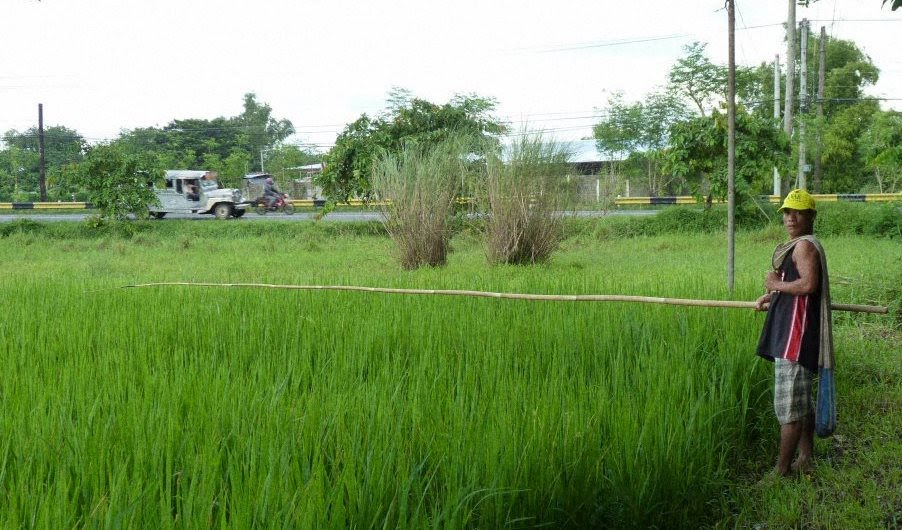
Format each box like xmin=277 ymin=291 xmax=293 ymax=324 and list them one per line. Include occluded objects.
xmin=668 ymin=42 xmax=726 ymax=117
xmin=114 ymin=93 xmax=299 ymax=177
xmin=860 ymin=109 xmax=902 ymax=192
xmin=69 ymin=143 xmax=162 ymax=220
xmin=318 ymin=89 xmax=507 ymax=203
xmin=820 ymin=100 xmax=880 ymax=192
xmin=664 ymin=108 xmax=790 ymax=204
xmin=1 ymin=126 xmax=87 ymax=200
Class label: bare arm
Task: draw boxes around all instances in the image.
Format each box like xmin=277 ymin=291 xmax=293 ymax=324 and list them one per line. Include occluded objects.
xmin=765 ymin=240 xmax=820 ymax=296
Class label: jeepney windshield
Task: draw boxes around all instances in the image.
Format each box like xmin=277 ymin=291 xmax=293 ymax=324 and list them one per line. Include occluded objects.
xmin=200 ymin=179 xmax=218 ymax=191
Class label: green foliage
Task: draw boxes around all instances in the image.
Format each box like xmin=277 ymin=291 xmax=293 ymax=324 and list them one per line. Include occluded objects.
xmin=814 ymin=201 xmax=902 ymax=238
xmin=668 ymin=41 xmax=725 ymax=116
xmin=317 ymin=115 xmax=384 ymax=203
xmin=594 ymin=92 xmax=644 ymax=161
xmin=0 ymin=218 xmax=45 ymax=238
xmin=665 ymin=109 xmax=790 ymax=202
xmin=821 ymin=38 xmax=879 ymax=116
xmin=859 ymin=110 xmax=902 ymax=193
xmin=0 ymin=126 xmax=86 ymax=201
xmin=71 ymin=144 xmax=162 ymax=220
xmin=318 ymin=90 xmax=507 ymax=203
xmin=593 ymin=90 xmax=688 ymax=195
xmin=113 ymin=93 xmax=307 ymax=185
xmin=820 ymin=101 xmax=879 ymax=192
xmin=235 ymin=92 xmax=295 ymax=171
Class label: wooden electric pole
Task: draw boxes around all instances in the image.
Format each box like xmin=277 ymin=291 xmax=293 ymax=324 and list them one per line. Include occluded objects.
xmin=727 ymin=0 xmax=736 ymax=294
xmin=38 ymin=104 xmax=47 ymax=202
xmin=814 ymin=25 xmax=826 ymax=192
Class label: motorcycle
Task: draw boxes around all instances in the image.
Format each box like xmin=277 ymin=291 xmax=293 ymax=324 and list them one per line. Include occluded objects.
xmin=254 ymin=194 xmax=296 ymax=215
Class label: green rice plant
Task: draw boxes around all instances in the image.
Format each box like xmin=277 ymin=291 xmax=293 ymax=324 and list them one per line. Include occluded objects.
xmin=0 ymin=226 xmax=896 ymax=528
xmin=373 ymin=135 xmax=471 ymax=269
xmin=483 ymin=133 xmax=576 ymax=265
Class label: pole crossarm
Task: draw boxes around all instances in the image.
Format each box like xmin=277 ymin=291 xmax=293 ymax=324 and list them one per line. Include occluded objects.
xmin=122 ymin=282 xmax=890 ymax=314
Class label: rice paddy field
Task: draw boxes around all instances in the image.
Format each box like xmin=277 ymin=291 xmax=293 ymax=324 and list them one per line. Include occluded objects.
xmin=0 ymin=219 xmax=898 ymax=528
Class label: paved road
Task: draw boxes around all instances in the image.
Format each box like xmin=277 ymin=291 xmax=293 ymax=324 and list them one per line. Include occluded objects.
xmin=0 ymin=209 xmax=657 ymax=223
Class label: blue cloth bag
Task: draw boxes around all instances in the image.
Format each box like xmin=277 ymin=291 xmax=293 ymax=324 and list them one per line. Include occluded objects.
xmin=816 ymin=367 xmax=836 ymax=438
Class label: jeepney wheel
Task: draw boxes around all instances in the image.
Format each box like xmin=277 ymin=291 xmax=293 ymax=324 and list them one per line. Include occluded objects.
xmin=214 ymin=203 xmax=233 ymax=219
xmin=149 ymin=212 xmax=166 ymax=219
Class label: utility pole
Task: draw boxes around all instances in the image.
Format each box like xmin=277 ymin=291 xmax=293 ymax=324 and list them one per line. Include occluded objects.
xmin=773 ymin=55 xmax=781 ymax=196
xmin=727 ymin=0 xmax=736 ymax=294
xmin=814 ymin=25 xmax=826 ymax=193
xmin=783 ymin=0 xmax=796 ymax=154
xmin=38 ymin=103 xmax=47 ymax=202
xmin=797 ymin=19 xmax=809 ymax=189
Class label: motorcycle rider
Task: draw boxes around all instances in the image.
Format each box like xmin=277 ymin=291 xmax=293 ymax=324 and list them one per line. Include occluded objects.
xmin=262 ymin=177 xmax=282 ymax=208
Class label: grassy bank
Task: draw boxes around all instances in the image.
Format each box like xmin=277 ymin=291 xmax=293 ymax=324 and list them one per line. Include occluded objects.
xmin=0 ymin=219 xmax=898 ymax=528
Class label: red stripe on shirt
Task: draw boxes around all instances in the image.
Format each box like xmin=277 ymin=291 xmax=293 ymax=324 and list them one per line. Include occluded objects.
xmin=782 ymin=295 xmax=808 ymax=361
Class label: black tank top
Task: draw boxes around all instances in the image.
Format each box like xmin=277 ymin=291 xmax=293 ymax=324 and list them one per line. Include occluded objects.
xmin=756 ymin=247 xmax=821 ymax=372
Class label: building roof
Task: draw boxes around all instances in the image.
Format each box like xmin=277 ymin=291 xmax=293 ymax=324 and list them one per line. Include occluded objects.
xmin=500 ymin=139 xmax=613 ymax=164
xmin=164 ymin=170 xmax=215 ymax=180
xmin=560 ymin=139 xmax=614 ymax=163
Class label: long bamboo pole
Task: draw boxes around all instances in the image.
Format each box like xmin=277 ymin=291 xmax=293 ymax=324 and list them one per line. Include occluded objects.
xmin=122 ymin=282 xmax=890 ymax=314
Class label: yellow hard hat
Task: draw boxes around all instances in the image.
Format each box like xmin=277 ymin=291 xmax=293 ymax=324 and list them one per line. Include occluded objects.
xmin=779 ymin=188 xmax=816 ymax=212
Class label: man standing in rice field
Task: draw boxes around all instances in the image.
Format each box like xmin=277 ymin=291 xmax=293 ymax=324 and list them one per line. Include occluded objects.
xmin=755 ymin=188 xmax=835 ymax=477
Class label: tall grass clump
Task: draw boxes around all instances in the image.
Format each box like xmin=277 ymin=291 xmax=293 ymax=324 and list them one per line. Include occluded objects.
xmin=483 ymin=133 xmax=575 ymax=264
xmin=373 ymin=135 xmax=472 ymax=269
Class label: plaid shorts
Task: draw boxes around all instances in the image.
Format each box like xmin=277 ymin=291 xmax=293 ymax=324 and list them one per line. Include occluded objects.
xmin=774 ymin=359 xmax=814 ymax=425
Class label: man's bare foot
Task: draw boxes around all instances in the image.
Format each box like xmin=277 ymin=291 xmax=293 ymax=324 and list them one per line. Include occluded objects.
xmin=791 ymin=458 xmax=814 ymax=474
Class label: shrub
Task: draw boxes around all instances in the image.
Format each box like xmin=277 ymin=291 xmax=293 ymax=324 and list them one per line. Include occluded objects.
xmin=0 ymin=218 xmax=45 ymax=238
xmin=814 ymin=201 xmax=901 ymax=238
xmin=483 ymin=134 xmax=576 ymax=264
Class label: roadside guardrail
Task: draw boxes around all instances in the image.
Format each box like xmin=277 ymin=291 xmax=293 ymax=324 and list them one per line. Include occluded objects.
xmin=1 ymin=193 xmax=899 ymax=210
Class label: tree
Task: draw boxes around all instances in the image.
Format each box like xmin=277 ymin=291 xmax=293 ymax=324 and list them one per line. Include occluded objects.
xmin=636 ymin=89 xmax=689 ymax=194
xmin=665 ymin=109 xmax=789 ymax=210
xmin=820 ymin=37 xmax=879 ymax=116
xmin=2 ymin=126 xmax=86 ymax=199
xmin=236 ymin=93 xmax=295 ymax=171
xmin=820 ymin=100 xmax=879 ymax=192
xmin=318 ymin=91 xmax=507 ymax=203
xmin=593 ymin=90 xmax=688 ymax=195
xmin=861 ymin=110 xmax=902 ymax=192
xmin=71 ymin=143 xmax=162 ymax=220
xmin=668 ymin=42 xmax=726 ymax=117
xmin=114 ymin=92 xmax=294 ymax=177
xmin=593 ymin=92 xmax=643 ymax=172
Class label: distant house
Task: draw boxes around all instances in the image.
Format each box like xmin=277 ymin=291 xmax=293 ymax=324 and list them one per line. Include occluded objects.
xmin=286 ymin=163 xmax=324 ymax=199
xmin=243 ymin=164 xmax=325 ymax=200
xmin=560 ymin=139 xmax=616 ymax=175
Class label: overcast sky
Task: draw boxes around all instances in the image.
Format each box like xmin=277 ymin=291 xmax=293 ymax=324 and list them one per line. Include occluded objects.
xmin=2 ymin=0 xmax=899 ymax=152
